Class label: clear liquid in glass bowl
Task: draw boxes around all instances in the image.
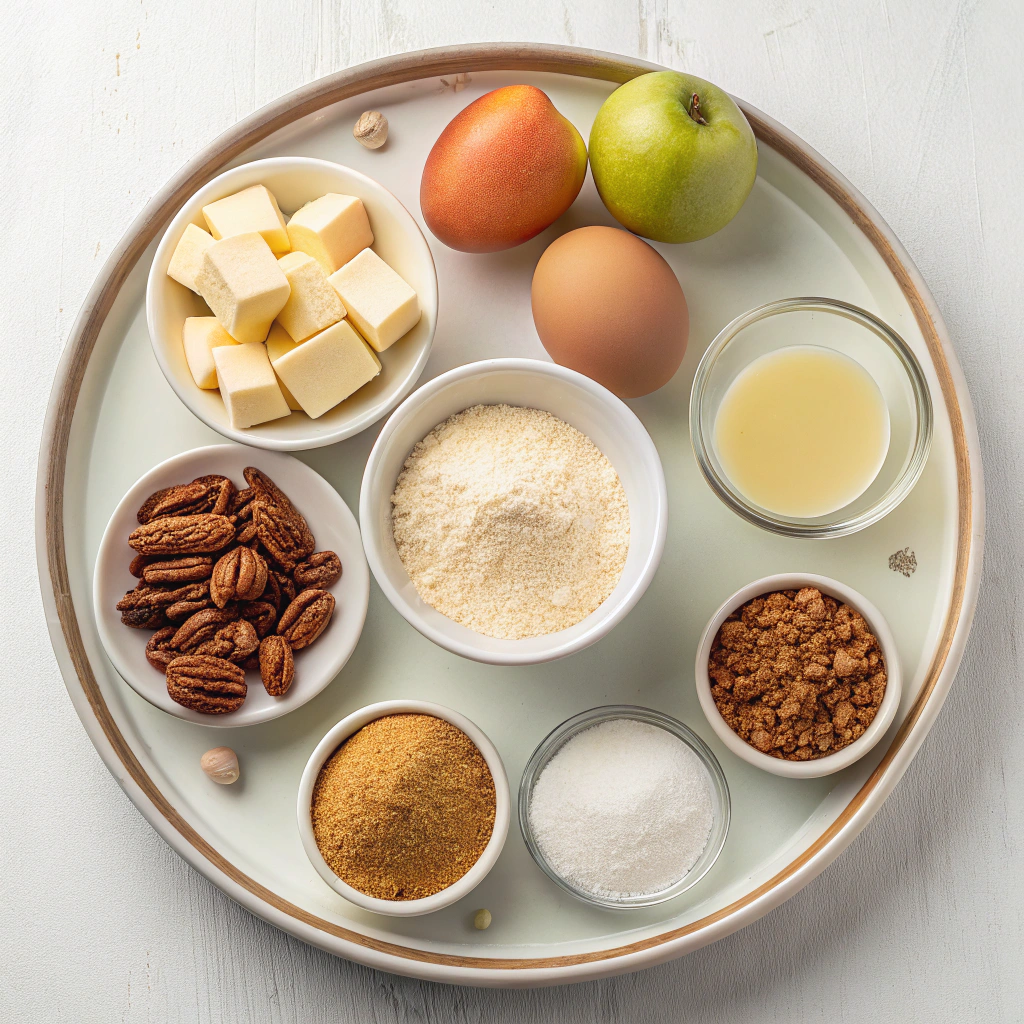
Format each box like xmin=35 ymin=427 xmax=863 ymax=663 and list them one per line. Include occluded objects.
xmin=713 ymin=344 xmax=891 ymax=519
xmin=690 ymin=298 xmax=932 ymax=539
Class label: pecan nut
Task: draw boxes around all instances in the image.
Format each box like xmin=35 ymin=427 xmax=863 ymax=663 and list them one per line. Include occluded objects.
xmin=293 ymin=551 xmax=342 ymax=591
xmin=162 ymin=581 xmax=213 ymax=622
xmin=229 ymin=487 xmax=254 ymax=516
xmin=193 ymin=619 xmax=259 ymax=663
xmin=272 ymin=570 xmax=296 ymax=605
xmin=136 ymin=481 xmax=207 ymax=523
xmin=129 ymin=553 xmax=154 ymax=578
xmin=166 ymin=655 xmax=246 ymax=714
xmin=263 ymin=570 xmax=282 ymax=611
xmin=194 ymin=475 xmax=236 ymax=515
xmin=142 ymin=555 xmax=214 ymax=585
xmin=171 ymin=606 xmax=240 ymax=651
xmin=120 ymin=605 xmax=169 ymax=629
xmin=166 ymin=593 xmax=214 ymax=621
xmin=210 ymin=547 xmax=268 ymax=607
xmin=277 ymin=589 xmax=335 ymax=649
xmin=117 ymin=581 xmax=176 ymax=611
xmin=235 ymin=519 xmax=258 ymax=545
xmin=259 ymin=635 xmax=294 ymax=696
xmin=253 ymin=502 xmax=315 ymax=572
xmin=129 ymin=514 xmax=235 ymax=556
xmin=240 ymin=600 xmax=278 ymax=639
xmin=145 ymin=627 xmax=179 ymax=670
xmin=243 ymin=467 xmax=295 ymax=513
xmin=117 ymin=580 xmax=210 ymax=625
xmin=136 ymin=475 xmax=235 ymax=524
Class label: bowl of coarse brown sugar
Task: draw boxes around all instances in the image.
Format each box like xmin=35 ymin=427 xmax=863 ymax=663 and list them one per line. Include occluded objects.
xmin=359 ymin=358 xmax=668 ymax=666
xmin=296 ymin=700 xmax=510 ymax=916
xmin=694 ymin=574 xmax=902 ymax=779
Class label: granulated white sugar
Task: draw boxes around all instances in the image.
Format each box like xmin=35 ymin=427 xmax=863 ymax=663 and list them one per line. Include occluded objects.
xmin=390 ymin=404 xmax=629 ymax=640
xmin=528 ymin=719 xmax=714 ymax=898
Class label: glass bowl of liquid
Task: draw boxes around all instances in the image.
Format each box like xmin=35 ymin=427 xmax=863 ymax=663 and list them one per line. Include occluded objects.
xmin=690 ymin=297 xmax=933 ymax=538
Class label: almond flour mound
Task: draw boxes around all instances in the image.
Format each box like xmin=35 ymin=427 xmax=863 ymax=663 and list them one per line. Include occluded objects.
xmin=390 ymin=404 xmax=630 ymax=640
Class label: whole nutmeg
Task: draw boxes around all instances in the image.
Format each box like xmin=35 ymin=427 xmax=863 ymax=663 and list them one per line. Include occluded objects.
xmin=353 ymin=110 xmax=388 ymax=149
xmin=200 ymin=746 xmax=240 ymax=784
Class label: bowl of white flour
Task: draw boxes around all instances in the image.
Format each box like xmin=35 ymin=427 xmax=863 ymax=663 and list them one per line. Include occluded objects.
xmin=359 ymin=358 xmax=668 ymax=665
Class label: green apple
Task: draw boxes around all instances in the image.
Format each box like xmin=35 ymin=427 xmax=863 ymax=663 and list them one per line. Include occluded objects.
xmin=589 ymin=71 xmax=757 ymax=243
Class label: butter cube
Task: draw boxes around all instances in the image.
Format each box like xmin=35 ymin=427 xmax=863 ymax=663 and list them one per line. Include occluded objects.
xmin=275 ymin=251 xmax=346 ymax=342
xmin=195 ymin=233 xmax=291 ymax=343
xmin=167 ymin=224 xmax=215 ymax=293
xmin=287 ymin=193 xmax=373 ymax=274
xmin=182 ymin=317 xmax=238 ymax=389
xmin=213 ymin=342 xmax=291 ymax=428
xmin=271 ymin=320 xmax=381 ymax=419
xmin=328 ymin=249 xmax=420 ymax=353
xmin=202 ymin=185 xmax=290 ymax=253
xmin=265 ymin=323 xmax=302 ymax=411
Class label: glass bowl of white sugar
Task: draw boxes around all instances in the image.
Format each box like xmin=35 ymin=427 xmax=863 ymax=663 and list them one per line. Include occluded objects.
xmin=519 ymin=705 xmax=731 ymax=909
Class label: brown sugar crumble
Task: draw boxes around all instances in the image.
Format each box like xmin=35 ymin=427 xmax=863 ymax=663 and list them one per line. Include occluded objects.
xmin=709 ymin=588 xmax=887 ymax=761
xmin=310 ymin=714 xmax=496 ymax=900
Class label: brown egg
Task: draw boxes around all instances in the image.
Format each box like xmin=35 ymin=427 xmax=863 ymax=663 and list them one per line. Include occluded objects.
xmin=531 ymin=226 xmax=689 ymax=398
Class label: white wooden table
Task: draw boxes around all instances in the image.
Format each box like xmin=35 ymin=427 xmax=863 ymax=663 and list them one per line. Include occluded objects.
xmin=5 ymin=0 xmax=1022 ymax=1018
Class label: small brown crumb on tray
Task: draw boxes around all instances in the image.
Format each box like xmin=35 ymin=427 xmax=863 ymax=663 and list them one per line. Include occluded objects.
xmin=709 ymin=587 xmax=887 ymax=761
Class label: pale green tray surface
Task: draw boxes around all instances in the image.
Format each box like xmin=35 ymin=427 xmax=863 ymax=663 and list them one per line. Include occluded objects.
xmin=66 ymin=72 xmax=957 ymax=957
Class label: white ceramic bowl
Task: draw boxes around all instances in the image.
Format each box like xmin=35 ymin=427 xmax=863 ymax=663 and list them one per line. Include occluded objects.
xmin=146 ymin=157 xmax=438 ymax=451
xmin=359 ymin=359 xmax=668 ymax=666
xmin=93 ymin=444 xmax=370 ymax=726
xmin=296 ymin=700 xmax=510 ymax=916
xmin=694 ymin=573 xmax=902 ymax=778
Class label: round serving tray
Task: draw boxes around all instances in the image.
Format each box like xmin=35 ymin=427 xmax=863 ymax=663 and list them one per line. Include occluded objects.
xmin=35 ymin=44 xmax=983 ymax=987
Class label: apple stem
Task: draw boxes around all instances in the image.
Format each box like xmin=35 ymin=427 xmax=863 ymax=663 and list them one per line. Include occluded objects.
xmin=688 ymin=93 xmax=709 ymax=125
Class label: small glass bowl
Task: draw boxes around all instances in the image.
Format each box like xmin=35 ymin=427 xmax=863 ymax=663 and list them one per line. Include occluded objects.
xmin=518 ymin=705 xmax=731 ymax=910
xmin=689 ymin=297 xmax=933 ymax=538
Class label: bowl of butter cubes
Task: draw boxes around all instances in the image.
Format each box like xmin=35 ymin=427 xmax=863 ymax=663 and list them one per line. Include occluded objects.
xmin=147 ymin=157 xmax=438 ymax=450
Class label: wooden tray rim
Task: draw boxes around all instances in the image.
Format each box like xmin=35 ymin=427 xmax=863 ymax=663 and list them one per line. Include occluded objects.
xmin=34 ymin=43 xmax=985 ymax=987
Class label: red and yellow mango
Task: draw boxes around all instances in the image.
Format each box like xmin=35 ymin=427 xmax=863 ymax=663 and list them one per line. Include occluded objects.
xmin=420 ymin=85 xmax=588 ymax=253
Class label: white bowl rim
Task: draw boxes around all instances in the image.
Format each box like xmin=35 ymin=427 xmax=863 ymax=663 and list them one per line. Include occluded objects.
xmin=91 ymin=443 xmax=370 ymax=727
xmin=145 ymin=156 xmax=438 ymax=452
xmin=295 ymin=699 xmax=511 ymax=917
xmin=358 ymin=357 xmax=669 ymax=666
xmin=693 ymin=573 xmax=903 ymax=778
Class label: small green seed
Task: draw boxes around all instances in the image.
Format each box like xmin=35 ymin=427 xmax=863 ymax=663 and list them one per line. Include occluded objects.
xmin=473 ymin=908 xmax=492 ymax=930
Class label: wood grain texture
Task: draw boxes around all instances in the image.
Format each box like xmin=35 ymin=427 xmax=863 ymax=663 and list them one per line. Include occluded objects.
xmin=3 ymin=0 xmax=1022 ymax=1019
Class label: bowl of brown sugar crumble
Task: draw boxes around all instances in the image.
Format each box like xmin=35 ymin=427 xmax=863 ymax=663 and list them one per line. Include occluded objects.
xmin=296 ymin=699 xmax=510 ymax=915
xmin=694 ymin=574 xmax=902 ymax=779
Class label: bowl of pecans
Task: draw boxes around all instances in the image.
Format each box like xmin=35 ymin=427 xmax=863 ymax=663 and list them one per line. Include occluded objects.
xmin=92 ymin=444 xmax=370 ymax=726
